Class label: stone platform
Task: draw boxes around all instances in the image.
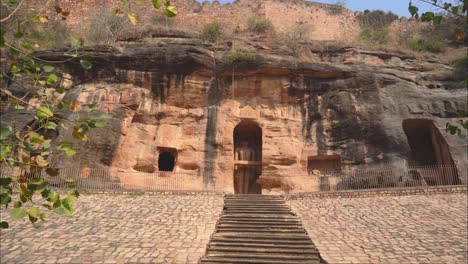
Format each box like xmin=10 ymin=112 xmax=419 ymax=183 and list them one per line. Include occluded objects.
xmin=0 ymin=188 xmax=467 ymax=264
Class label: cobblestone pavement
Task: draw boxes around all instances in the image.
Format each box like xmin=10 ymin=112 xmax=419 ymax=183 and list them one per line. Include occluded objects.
xmin=0 ymin=193 xmax=224 ymax=264
xmin=288 ymin=193 xmax=468 ymax=264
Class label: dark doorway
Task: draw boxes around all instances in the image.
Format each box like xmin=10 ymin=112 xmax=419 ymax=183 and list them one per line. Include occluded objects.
xmin=233 ymin=120 xmax=262 ymax=194
xmin=158 ymin=152 xmax=175 ymax=172
xmin=402 ymin=119 xmax=459 ymax=185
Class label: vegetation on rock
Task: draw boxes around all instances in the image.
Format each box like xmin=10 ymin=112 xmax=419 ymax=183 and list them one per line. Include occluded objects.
xmin=201 ymin=21 xmax=223 ymax=43
xmin=247 ymin=16 xmax=274 ymax=34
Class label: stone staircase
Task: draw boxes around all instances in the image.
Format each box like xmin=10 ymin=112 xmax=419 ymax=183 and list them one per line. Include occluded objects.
xmin=200 ymin=194 xmax=324 ymax=264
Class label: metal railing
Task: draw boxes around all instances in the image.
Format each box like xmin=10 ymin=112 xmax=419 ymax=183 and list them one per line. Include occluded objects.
xmin=308 ymin=163 xmax=464 ymax=192
xmin=0 ymin=166 xmax=216 ymax=192
xmin=0 ymin=163 xmax=465 ymax=193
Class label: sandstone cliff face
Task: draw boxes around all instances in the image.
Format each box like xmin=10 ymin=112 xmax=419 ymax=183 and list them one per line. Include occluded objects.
xmin=7 ymin=36 xmax=467 ymax=194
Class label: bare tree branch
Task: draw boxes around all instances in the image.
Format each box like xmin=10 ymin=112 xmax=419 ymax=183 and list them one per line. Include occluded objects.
xmin=0 ymin=0 xmax=26 ymax=23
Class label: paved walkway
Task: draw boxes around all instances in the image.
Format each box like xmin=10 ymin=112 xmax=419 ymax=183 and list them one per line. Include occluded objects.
xmin=1 ymin=192 xmax=467 ymax=264
xmin=0 ymin=193 xmax=224 ymax=264
xmin=288 ymin=193 xmax=468 ymax=264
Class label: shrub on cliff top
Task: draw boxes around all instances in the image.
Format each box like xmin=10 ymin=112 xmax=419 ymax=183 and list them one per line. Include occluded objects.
xmin=407 ymin=38 xmax=446 ymax=53
xmin=201 ymin=21 xmax=223 ymax=43
xmin=358 ymin=10 xmax=399 ymax=29
xmin=223 ymin=51 xmax=257 ymax=66
xmin=247 ymin=16 xmax=274 ymax=34
xmin=360 ymin=27 xmax=390 ymax=45
xmin=86 ymin=8 xmax=130 ymax=44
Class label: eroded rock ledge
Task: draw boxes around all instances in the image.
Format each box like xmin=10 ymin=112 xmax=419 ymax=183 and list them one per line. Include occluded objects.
xmin=4 ymin=37 xmax=466 ymax=194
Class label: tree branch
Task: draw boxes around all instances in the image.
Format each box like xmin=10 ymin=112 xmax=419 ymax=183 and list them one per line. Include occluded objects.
xmin=0 ymin=0 xmax=26 ymax=23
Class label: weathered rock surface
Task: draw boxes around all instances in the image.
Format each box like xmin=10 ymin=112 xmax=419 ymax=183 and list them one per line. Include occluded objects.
xmin=4 ymin=36 xmax=467 ymax=193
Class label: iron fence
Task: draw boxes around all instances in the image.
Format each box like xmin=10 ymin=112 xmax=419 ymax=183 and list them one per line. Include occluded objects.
xmin=0 ymin=163 xmax=465 ymax=193
xmin=0 ymin=166 xmax=215 ymax=192
xmin=308 ymin=163 xmax=464 ymax=192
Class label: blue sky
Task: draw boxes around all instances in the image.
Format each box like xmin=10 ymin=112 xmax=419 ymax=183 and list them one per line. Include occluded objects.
xmin=197 ymin=0 xmax=451 ymax=17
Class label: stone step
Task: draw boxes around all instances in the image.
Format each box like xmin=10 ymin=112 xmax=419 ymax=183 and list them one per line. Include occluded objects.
xmin=209 ymin=241 xmax=316 ymax=249
xmin=213 ymin=232 xmax=311 ymax=240
xmin=216 ymin=228 xmax=305 ymax=233
xmin=203 ymin=252 xmax=320 ymax=261
xmin=200 ymin=256 xmax=315 ymax=264
xmin=217 ymin=225 xmax=303 ymax=230
xmin=209 ymin=238 xmax=315 ymax=245
xmin=218 ymin=221 xmax=302 ymax=226
xmin=224 ymin=210 xmax=291 ymax=214
xmin=208 ymin=245 xmax=319 ymax=254
xmin=201 ymin=195 xmax=322 ymax=264
xmin=221 ymin=215 xmax=297 ymax=220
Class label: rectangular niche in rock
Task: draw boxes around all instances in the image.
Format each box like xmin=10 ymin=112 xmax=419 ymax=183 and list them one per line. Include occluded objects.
xmin=157 ymin=147 xmax=178 ymax=172
xmin=307 ymin=155 xmax=341 ymax=175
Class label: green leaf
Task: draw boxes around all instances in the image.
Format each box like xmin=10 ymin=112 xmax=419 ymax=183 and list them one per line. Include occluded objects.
xmin=0 ymin=29 xmax=5 ymax=47
xmin=0 ymin=126 xmax=12 ymax=139
xmin=10 ymin=207 xmax=27 ymax=219
xmin=80 ymin=60 xmax=92 ymax=70
xmin=53 ymin=207 xmax=65 ymax=215
xmin=13 ymin=31 xmax=23 ymax=39
xmin=164 ymin=3 xmax=177 ymax=17
xmin=11 ymin=65 xmax=21 ymax=74
xmin=408 ymin=3 xmax=419 ymax=18
xmin=136 ymin=0 xmax=145 ymax=3
xmin=28 ymin=206 xmax=38 ymax=218
xmin=152 ymin=0 xmax=162 ymax=9
xmin=45 ymin=122 xmax=57 ymax=130
xmin=0 ymin=177 xmax=12 ymax=187
xmin=59 ymin=141 xmax=76 ymax=157
xmin=0 ymin=221 xmax=8 ymax=229
xmin=46 ymin=73 xmax=58 ymax=85
xmin=70 ymin=36 xmax=81 ymax=48
xmin=55 ymin=87 xmax=65 ymax=94
xmin=36 ymin=106 xmax=54 ymax=119
xmin=121 ymin=0 xmax=129 ymax=5
xmin=13 ymin=201 xmax=22 ymax=208
xmin=28 ymin=214 xmax=38 ymax=223
xmin=43 ymin=65 xmax=55 ymax=73
xmin=53 ymin=199 xmax=61 ymax=209
xmin=39 ymin=213 xmax=46 ymax=221
xmin=420 ymin=12 xmax=434 ymax=22
xmin=19 ymin=194 xmax=28 ymax=203
xmin=22 ymin=43 xmax=33 ymax=50
xmin=0 ymin=194 xmax=11 ymax=205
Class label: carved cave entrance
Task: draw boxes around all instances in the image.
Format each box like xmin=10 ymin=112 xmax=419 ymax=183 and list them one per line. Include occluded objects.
xmin=158 ymin=148 xmax=177 ymax=172
xmin=233 ymin=120 xmax=262 ymax=194
xmin=402 ymin=119 xmax=459 ymax=185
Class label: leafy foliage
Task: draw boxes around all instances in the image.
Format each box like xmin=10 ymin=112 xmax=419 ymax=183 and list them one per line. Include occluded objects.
xmin=358 ymin=10 xmax=399 ymax=29
xmin=358 ymin=10 xmax=398 ymax=45
xmin=0 ymin=0 xmax=177 ymax=229
xmin=327 ymin=0 xmax=347 ymax=15
xmin=408 ymin=0 xmax=467 ymax=24
xmin=201 ymin=21 xmax=223 ymax=43
xmin=407 ymin=37 xmax=446 ymax=53
xmin=360 ymin=28 xmax=391 ymax=45
xmin=247 ymin=16 xmax=274 ymax=34
xmin=223 ymin=51 xmax=257 ymax=66
xmin=274 ymin=24 xmax=311 ymax=55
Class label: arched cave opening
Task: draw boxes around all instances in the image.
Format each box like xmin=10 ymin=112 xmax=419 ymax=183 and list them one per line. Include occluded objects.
xmin=158 ymin=152 xmax=175 ymax=172
xmin=233 ymin=120 xmax=262 ymax=194
xmin=402 ymin=119 xmax=459 ymax=185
